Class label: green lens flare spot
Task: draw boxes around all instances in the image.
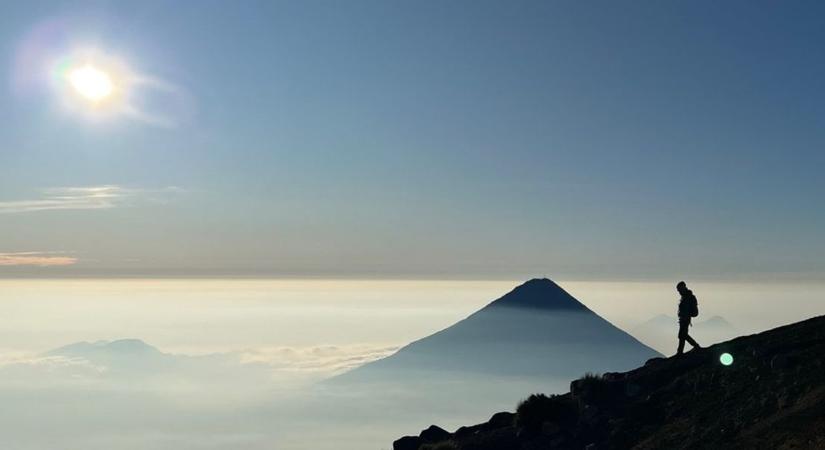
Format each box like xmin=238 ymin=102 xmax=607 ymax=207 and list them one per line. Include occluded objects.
xmin=720 ymin=353 xmax=734 ymax=366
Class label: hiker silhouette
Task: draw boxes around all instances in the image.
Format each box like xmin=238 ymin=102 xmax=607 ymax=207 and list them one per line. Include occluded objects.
xmin=676 ymin=281 xmax=701 ymax=355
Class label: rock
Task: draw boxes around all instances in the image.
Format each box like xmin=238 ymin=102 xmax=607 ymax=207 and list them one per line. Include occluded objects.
xmin=603 ymin=372 xmax=625 ymax=381
xmin=761 ymin=394 xmax=779 ymax=413
xmin=771 ymin=354 xmax=789 ymax=370
xmin=488 ymin=412 xmax=515 ymax=429
xmin=625 ymin=382 xmax=641 ymax=397
xmin=645 ymin=357 xmax=665 ymax=366
xmin=393 ymin=435 xmax=422 ymax=450
xmin=549 ymin=435 xmax=567 ymax=446
xmin=420 ymin=425 xmax=451 ymax=443
xmin=541 ymin=421 xmax=561 ymax=436
xmin=570 ymin=378 xmax=583 ymax=396
xmin=581 ymin=405 xmax=600 ymax=424
xmin=454 ymin=425 xmax=475 ymax=439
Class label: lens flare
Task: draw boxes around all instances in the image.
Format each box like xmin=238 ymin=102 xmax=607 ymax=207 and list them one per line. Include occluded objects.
xmin=720 ymin=352 xmax=733 ymax=366
xmin=68 ymin=65 xmax=114 ymax=102
xmin=48 ymin=48 xmax=129 ymax=118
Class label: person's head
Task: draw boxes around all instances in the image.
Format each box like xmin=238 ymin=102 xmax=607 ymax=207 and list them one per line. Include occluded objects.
xmin=676 ymin=281 xmax=688 ymax=295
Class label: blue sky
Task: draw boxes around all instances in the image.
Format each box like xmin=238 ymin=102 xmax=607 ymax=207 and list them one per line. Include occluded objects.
xmin=1 ymin=1 xmax=824 ymax=279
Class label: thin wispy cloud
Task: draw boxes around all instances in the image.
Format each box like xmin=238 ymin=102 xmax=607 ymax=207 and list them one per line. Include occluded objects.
xmin=0 ymin=252 xmax=78 ymax=266
xmin=123 ymin=75 xmax=192 ymax=128
xmin=0 ymin=185 xmax=182 ymax=214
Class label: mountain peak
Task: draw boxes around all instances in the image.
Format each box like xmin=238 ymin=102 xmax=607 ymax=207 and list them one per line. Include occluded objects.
xmin=702 ymin=315 xmax=730 ymax=324
xmin=486 ymin=278 xmax=588 ymax=311
xmin=105 ymin=339 xmax=160 ymax=354
xmin=335 ymin=277 xmax=658 ymax=383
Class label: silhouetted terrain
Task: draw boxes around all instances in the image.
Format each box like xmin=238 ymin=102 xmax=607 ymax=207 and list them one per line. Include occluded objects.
xmin=394 ymin=315 xmax=825 ymax=450
xmin=338 ymin=278 xmax=659 ymax=383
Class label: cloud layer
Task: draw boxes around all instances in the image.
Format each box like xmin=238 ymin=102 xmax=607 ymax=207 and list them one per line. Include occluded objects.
xmin=0 ymin=341 xmax=399 ymax=382
xmin=238 ymin=344 xmax=400 ymax=375
xmin=0 ymin=252 xmax=78 ymax=266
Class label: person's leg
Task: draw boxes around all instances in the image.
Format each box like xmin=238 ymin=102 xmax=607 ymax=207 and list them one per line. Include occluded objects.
xmin=685 ymin=332 xmax=700 ymax=349
xmin=677 ymin=321 xmax=688 ymax=355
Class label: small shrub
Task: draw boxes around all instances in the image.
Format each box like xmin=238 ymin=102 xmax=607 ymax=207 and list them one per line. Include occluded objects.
xmin=516 ymin=393 xmax=576 ymax=432
xmin=582 ymin=372 xmax=603 ymax=381
xmin=574 ymin=372 xmax=612 ymax=404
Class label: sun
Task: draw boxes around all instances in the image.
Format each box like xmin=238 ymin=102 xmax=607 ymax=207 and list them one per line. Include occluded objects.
xmin=68 ymin=65 xmax=114 ymax=102
xmin=49 ymin=47 xmax=177 ymax=124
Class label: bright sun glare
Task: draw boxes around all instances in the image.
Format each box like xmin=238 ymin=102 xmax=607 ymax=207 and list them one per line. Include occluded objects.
xmin=68 ymin=65 xmax=114 ymax=102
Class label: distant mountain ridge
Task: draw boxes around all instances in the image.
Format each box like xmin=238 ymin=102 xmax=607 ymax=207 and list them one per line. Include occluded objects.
xmin=43 ymin=338 xmax=177 ymax=376
xmin=337 ymin=278 xmax=660 ymax=382
xmin=46 ymin=339 xmax=164 ymax=358
xmin=632 ymin=314 xmax=739 ymax=355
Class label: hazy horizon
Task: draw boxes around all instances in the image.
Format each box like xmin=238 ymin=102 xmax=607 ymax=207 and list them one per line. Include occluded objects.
xmin=2 ymin=277 xmax=821 ymax=449
xmin=3 ymin=277 xmax=821 ymax=354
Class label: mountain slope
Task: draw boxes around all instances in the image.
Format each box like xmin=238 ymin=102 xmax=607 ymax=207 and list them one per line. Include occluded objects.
xmin=394 ymin=315 xmax=825 ymax=450
xmin=338 ymin=278 xmax=660 ymax=382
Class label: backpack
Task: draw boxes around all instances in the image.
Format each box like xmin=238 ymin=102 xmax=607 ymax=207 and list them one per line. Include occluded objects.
xmin=683 ymin=295 xmax=699 ymax=318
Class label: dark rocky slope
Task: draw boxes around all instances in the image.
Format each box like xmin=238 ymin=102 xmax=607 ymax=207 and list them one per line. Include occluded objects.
xmin=394 ymin=315 xmax=825 ymax=450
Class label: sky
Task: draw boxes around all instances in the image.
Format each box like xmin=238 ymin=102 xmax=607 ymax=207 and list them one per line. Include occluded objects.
xmin=2 ymin=1 xmax=824 ymax=280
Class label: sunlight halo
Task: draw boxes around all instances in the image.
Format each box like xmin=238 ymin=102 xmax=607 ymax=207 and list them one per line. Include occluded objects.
xmin=68 ymin=65 xmax=114 ymax=102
